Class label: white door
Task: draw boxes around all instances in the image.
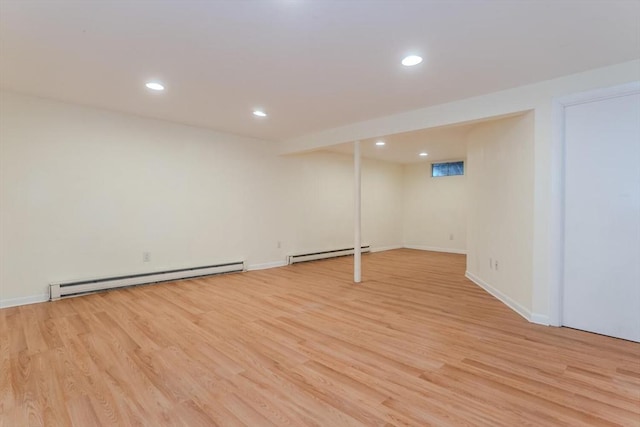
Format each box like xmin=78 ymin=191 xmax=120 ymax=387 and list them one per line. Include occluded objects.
xmin=563 ymin=90 xmax=640 ymax=342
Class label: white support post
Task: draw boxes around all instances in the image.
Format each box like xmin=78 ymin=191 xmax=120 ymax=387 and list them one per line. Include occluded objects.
xmin=354 ymin=140 xmax=362 ymax=283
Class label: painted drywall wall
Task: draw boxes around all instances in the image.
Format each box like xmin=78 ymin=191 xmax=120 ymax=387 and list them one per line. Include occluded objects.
xmin=280 ymin=150 xmax=403 ymax=256
xmin=0 ymin=91 xmax=287 ymax=304
xmin=361 ymin=157 xmax=404 ymax=252
xmin=0 ymin=91 xmax=404 ymax=305
xmin=281 ymin=59 xmax=640 ymax=322
xmin=402 ymin=162 xmax=467 ymax=253
xmin=466 ymin=113 xmax=535 ymax=317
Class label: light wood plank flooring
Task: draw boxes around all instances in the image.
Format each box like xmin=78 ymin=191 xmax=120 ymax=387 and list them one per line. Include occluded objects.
xmin=1 ymin=249 xmax=639 ymax=426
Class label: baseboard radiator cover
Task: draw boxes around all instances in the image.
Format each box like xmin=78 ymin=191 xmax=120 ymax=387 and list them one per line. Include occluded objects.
xmin=288 ymin=246 xmax=370 ymax=265
xmin=49 ymin=261 xmax=245 ymax=300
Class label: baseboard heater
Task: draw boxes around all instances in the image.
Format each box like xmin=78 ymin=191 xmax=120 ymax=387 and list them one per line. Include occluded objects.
xmin=288 ymin=246 xmax=370 ymax=265
xmin=49 ymin=261 xmax=245 ymax=300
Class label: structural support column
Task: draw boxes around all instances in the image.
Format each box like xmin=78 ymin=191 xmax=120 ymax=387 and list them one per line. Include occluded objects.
xmin=354 ymin=140 xmax=362 ymax=283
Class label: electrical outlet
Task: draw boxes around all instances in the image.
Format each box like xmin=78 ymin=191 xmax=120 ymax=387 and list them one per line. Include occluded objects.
xmin=449 ymin=233 xmax=454 ymax=241
xmin=277 ymin=241 xmax=281 ymax=249
xmin=143 ymin=252 xmax=151 ymax=262
xmin=495 ymin=260 xmax=499 ymax=271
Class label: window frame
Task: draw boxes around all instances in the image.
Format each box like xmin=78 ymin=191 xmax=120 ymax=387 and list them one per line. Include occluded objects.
xmin=431 ymin=160 xmax=465 ymax=178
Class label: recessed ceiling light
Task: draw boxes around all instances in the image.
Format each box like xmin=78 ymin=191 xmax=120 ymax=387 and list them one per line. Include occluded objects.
xmin=375 ymin=141 xmax=385 ymax=146
xmin=253 ymin=110 xmax=267 ymax=117
xmin=419 ymin=152 xmax=428 ymax=157
xmin=145 ymin=82 xmax=165 ymax=91
xmin=402 ymin=55 xmax=423 ymax=67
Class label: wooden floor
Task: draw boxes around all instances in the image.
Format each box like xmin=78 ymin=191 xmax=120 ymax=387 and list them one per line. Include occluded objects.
xmin=1 ymin=249 xmax=639 ymax=426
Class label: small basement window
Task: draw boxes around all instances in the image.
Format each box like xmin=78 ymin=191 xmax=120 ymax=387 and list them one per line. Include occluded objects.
xmin=432 ymin=161 xmax=464 ymax=177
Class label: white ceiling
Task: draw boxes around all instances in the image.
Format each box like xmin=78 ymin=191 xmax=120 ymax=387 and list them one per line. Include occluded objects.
xmin=1 ymin=1 xmax=638 ymax=142
xmin=326 ymin=111 xmax=529 ymax=163
xmin=326 ymin=119 xmax=476 ymax=164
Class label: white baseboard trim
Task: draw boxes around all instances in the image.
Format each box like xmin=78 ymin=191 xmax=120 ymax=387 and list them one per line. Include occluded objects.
xmin=530 ymin=313 xmax=550 ymax=326
xmin=0 ymin=293 xmax=49 ymax=309
xmin=369 ymin=245 xmax=403 ymax=253
xmin=404 ymin=245 xmax=467 ymax=255
xmin=465 ymin=270 xmax=532 ymax=322
xmin=246 ymin=260 xmax=288 ymax=271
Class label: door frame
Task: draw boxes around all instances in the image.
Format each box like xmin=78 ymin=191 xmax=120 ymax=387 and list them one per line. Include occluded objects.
xmin=548 ymin=81 xmax=640 ymax=327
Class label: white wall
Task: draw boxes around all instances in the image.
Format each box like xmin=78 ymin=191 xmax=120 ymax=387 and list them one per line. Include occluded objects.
xmin=282 ymin=151 xmax=404 ymax=255
xmin=402 ymin=162 xmax=467 ymax=253
xmin=466 ymin=112 xmax=534 ymax=317
xmin=281 ymin=59 xmax=640 ymax=323
xmin=0 ymin=91 xmax=404 ymax=305
xmin=284 ymin=152 xmax=354 ymax=254
xmin=361 ymin=157 xmax=404 ymax=252
xmin=0 ymin=91 xmax=286 ymax=303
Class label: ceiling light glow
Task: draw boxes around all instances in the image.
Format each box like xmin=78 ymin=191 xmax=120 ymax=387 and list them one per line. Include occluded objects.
xmin=375 ymin=141 xmax=385 ymax=146
xmin=253 ymin=110 xmax=267 ymax=117
xmin=419 ymin=152 xmax=428 ymax=157
xmin=402 ymin=55 xmax=423 ymax=66
xmin=145 ymin=82 xmax=165 ymax=91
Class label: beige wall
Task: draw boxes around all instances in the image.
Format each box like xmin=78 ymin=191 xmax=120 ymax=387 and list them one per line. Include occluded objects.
xmin=0 ymin=91 xmax=403 ymax=305
xmin=402 ymin=162 xmax=467 ymax=253
xmin=283 ymin=151 xmax=403 ymax=255
xmin=466 ymin=112 xmax=535 ymax=316
xmin=361 ymin=157 xmax=404 ymax=252
xmin=0 ymin=91 xmax=285 ymax=303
